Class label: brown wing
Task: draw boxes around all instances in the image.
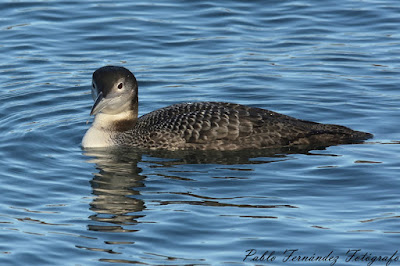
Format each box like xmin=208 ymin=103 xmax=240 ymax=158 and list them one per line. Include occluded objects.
xmin=136 ymin=102 xmax=313 ymax=147
xmin=134 ymin=102 xmax=372 ymax=150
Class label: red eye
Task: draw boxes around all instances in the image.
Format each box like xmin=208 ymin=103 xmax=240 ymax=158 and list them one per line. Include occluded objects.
xmin=118 ymin=83 xmax=123 ymax=89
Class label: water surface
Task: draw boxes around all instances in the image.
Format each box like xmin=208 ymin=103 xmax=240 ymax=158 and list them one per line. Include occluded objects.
xmin=1 ymin=0 xmax=399 ymax=265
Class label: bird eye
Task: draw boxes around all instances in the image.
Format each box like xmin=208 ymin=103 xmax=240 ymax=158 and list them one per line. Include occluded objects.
xmin=118 ymin=83 xmax=123 ymax=89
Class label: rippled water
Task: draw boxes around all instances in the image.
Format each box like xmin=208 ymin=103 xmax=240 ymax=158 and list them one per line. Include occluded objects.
xmin=1 ymin=0 xmax=399 ymax=265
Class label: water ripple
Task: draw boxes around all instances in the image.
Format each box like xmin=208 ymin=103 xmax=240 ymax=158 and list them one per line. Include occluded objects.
xmin=0 ymin=0 xmax=399 ymax=265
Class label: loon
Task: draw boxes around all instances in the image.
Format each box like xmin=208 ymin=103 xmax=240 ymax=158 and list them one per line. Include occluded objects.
xmin=82 ymin=66 xmax=373 ymax=150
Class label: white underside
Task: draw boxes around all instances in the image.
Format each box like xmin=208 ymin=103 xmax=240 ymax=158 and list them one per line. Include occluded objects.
xmin=82 ymin=111 xmax=134 ymax=148
xmin=82 ymin=126 xmax=113 ymax=148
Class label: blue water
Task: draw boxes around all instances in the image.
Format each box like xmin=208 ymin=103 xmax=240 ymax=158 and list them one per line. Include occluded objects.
xmin=1 ymin=0 xmax=399 ymax=265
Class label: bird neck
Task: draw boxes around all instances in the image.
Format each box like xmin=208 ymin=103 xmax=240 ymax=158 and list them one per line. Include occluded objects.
xmin=92 ymin=108 xmax=138 ymax=132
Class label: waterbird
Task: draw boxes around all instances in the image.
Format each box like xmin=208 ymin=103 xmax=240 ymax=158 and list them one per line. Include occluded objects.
xmin=82 ymin=66 xmax=373 ymax=150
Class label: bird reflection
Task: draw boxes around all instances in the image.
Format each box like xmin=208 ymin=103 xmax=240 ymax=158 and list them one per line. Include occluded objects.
xmin=84 ymin=149 xmax=145 ymax=232
xmin=82 ymin=143 xmax=349 ymax=232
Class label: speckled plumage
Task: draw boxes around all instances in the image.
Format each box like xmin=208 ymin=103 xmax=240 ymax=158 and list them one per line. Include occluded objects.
xmin=82 ymin=66 xmax=373 ymax=150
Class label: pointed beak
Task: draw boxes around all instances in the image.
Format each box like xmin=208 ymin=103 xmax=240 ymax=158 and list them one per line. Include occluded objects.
xmin=90 ymin=92 xmax=106 ymax=115
xmin=89 ymin=90 xmax=130 ymax=116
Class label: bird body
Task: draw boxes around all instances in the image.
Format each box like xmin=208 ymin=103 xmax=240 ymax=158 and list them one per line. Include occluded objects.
xmin=82 ymin=66 xmax=372 ymax=150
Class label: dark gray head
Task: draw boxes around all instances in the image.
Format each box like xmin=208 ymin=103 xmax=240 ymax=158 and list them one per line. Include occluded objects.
xmin=90 ymin=66 xmax=138 ymax=115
